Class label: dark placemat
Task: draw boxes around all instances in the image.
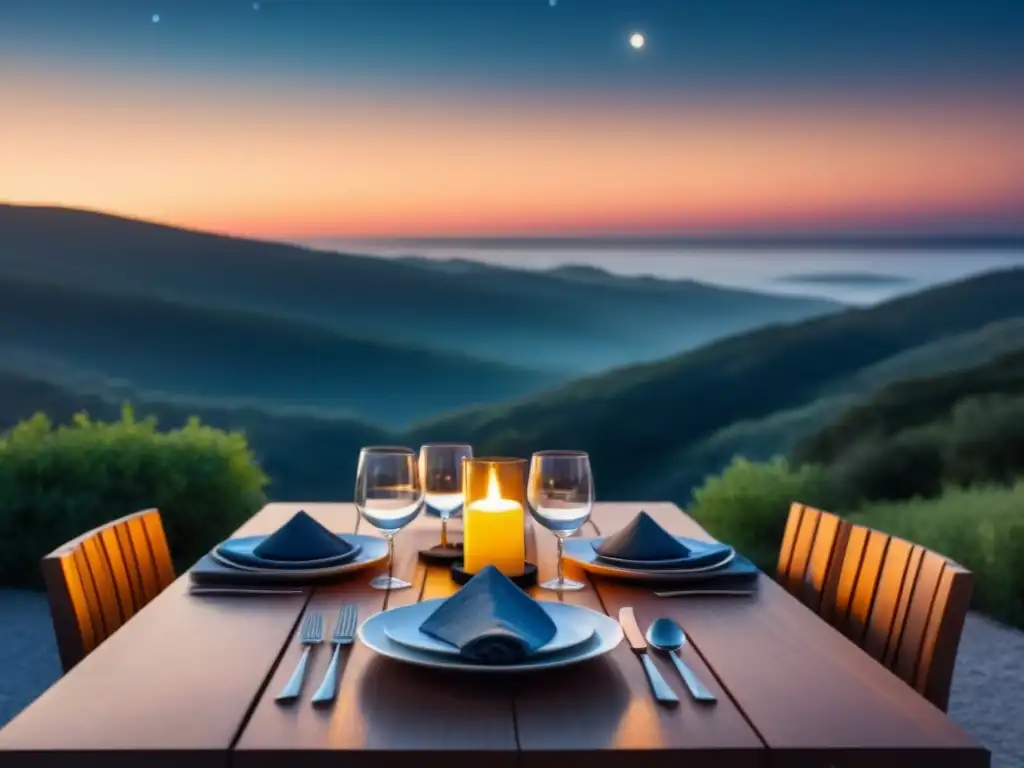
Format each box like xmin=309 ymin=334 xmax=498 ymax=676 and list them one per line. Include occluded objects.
xmin=189 ymin=553 xmax=355 ymax=586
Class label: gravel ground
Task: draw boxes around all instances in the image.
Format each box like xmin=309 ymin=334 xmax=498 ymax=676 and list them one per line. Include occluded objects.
xmin=1 ymin=590 xmax=1022 ymax=764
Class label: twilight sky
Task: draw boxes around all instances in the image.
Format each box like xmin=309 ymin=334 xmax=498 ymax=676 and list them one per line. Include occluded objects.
xmin=2 ymin=0 xmax=1024 ymax=239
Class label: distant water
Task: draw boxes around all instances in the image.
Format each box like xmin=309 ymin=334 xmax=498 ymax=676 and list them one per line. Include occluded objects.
xmin=301 ymin=241 xmax=1024 ymax=306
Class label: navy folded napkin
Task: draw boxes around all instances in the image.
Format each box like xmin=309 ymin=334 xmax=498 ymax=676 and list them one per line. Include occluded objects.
xmin=419 ymin=565 xmax=558 ymax=665
xmin=595 ymin=510 xmax=692 ymax=561
xmin=252 ymin=510 xmax=354 ymax=562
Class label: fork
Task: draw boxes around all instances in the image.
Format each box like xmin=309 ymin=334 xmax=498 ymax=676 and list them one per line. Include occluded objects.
xmin=311 ymin=604 xmax=359 ymax=705
xmin=275 ymin=612 xmax=323 ymax=702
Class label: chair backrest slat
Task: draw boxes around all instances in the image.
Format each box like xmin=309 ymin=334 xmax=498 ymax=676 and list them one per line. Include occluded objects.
xmin=42 ymin=509 xmax=175 ymax=673
xmin=802 ymin=510 xmax=849 ymax=616
xmin=776 ymin=502 xmax=850 ymax=618
xmin=915 ymin=561 xmax=972 ymax=711
xmin=841 ymin=527 xmax=890 ymax=645
xmin=80 ymin=536 xmax=124 ymax=636
xmin=142 ymin=510 xmax=175 ymax=589
xmin=71 ymin=546 xmax=106 ymax=639
xmin=882 ymin=545 xmax=924 ymax=669
xmin=126 ymin=515 xmax=161 ymax=602
xmin=827 ymin=523 xmax=973 ymax=713
xmin=784 ymin=505 xmax=820 ymax=594
xmin=114 ymin=522 xmax=146 ymax=609
xmin=776 ymin=503 xmax=805 ymax=581
xmin=893 ymin=550 xmax=947 ymax=685
xmin=863 ymin=536 xmax=915 ymax=661
xmin=99 ymin=527 xmax=136 ymax=618
xmin=831 ymin=524 xmax=868 ymax=624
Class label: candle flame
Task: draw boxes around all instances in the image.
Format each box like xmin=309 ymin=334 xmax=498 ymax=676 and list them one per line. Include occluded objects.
xmin=486 ymin=467 xmax=503 ymax=501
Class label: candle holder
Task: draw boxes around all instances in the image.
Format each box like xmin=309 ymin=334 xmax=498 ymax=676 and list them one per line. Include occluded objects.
xmin=452 ymin=457 xmax=537 ymax=588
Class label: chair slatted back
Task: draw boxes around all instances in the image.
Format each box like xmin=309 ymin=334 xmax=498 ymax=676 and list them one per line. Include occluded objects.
xmin=776 ymin=503 xmax=851 ymax=617
xmin=828 ymin=523 xmax=973 ymax=712
xmin=42 ymin=508 xmax=176 ymax=673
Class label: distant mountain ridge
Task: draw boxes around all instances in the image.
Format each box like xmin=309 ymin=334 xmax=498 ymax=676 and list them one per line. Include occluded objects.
xmin=0 ymin=204 xmax=842 ymax=378
xmin=0 ymin=273 xmax=554 ymax=426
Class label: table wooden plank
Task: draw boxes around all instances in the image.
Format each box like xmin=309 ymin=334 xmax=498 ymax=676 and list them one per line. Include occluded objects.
xmin=515 ymin=520 xmax=764 ymax=768
xmin=0 ymin=503 xmax=356 ymax=768
xmin=589 ymin=502 xmax=990 ymax=768
xmin=233 ymin=511 xmax=519 ymax=768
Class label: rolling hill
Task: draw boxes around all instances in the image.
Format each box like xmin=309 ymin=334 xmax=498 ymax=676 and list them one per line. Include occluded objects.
xmin=792 ymin=346 xmax=1024 ymax=469
xmin=647 ymin=317 xmax=1024 ymax=499
xmin=407 ymin=266 xmax=1024 ymax=497
xmin=0 ymin=204 xmax=841 ymax=375
xmin=790 ymin=347 xmax=1024 ymax=502
xmin=0 ymin=274 xmax=554 ymax=426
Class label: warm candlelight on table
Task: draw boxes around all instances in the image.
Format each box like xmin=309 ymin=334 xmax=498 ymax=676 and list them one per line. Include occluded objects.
xmin=462 ymin=458 xmax=526 ymax=577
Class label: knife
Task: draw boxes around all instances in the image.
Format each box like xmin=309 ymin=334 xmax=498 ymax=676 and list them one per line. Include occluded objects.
xmin=618 ymin=607 xmax=679 ymax=706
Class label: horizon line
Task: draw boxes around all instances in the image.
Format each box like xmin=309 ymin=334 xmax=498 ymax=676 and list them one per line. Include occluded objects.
xmin=309 ymin=232 xmax=1024 ymax=250
xmin=4 ymin=202 xmax=1024 ymax=250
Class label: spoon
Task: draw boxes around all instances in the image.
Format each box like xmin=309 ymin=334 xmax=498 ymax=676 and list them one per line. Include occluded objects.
xmin=645 ymin=617 xmax=717 ymax=703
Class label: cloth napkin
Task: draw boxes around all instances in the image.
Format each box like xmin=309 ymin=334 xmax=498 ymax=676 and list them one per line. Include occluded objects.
xmin=595 ymin=510 xmax=693 ymax=561
xmin=251 ymin=510 xmax=355 ymax=561
xmin=419 ymin=565 xmax=558 ymax=665
xmin=594 ymin=511 xmax=732 ymax=569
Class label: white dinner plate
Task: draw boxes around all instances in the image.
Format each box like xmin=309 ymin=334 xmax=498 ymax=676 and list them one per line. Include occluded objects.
xmin=563 ymin=538 xmax=738 ymax=583
xmin=382 ymin=599 xmax=596 ymax=658
xmin=208 ymin=534 xmax=387 ymax=580
xmin=359 ymin=601 xmax=622 ymax=673
xmin=594 ymin=540 xmax=734 ymax=570
xmin=216 ymin=536 xmax=362 ymax=570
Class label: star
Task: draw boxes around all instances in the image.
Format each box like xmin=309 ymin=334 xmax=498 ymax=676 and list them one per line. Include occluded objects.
xmin=253 ymin=2 xmax=261 ymax=9
xmin=629 ymin=32 xmax=646 ymax=50
xmin=549 ymin=0 xmax=557 ymax=7
xmin=151 ymin=13 xmax=160 ymax=24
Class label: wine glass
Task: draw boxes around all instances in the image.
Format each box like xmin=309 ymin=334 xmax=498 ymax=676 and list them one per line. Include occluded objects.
xmin=354 ymin=446 xmax=424 ymax=590
xmin=527 ymin=450 xmax=594 ymax=592
xmin=419 ymin=443 xmax=473 ymax=552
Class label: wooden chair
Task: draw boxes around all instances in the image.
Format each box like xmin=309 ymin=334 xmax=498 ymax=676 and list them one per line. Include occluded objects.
xmin=828 ymin=524 xmax=973 ymax=712
xmin=42 ymin=508 xmax=176 ymax=673
xmin=776 ymin=502 xmax=851 ymax=617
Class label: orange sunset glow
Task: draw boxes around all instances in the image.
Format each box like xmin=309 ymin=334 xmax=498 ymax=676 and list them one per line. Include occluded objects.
xmin=3 ymin=68 xmax=1024 ymax=239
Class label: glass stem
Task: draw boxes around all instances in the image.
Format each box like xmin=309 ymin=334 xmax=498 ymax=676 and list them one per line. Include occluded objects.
xmin=440 ymin=518 xmax=449 ymax=548
xmin=386 ymin=535 xmax=395 ymax=580
xmin=556 ymin=536 xmax=566 ymax=588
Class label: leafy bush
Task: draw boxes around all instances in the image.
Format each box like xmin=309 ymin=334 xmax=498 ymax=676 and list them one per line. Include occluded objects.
xmin=851 ymin=483 xmax=1024 ymax=629
xmin=687 ymin=457 xmax=850 ymax=569
xmin=0 ymin=406 xmax=268 ymax=588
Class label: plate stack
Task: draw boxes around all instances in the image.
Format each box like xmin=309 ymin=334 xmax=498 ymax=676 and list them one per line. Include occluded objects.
xmin=191 ymin=510 xmax=388 ymax=586
xmin=358 ymin=565 xmax=623 ymax=673
xmin=563 ymin=511 xmax=760 ymax=588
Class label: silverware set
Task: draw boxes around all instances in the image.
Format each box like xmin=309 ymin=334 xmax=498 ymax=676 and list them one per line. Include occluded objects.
xmin=193 ymin=586 xmax=719 ymax=708
xmin=276 ymin=604 xmax=359 ymax=705
xmin=618 ymin=607 xmax=716 ymax=707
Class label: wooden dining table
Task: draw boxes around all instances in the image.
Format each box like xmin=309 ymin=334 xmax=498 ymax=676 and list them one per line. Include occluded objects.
xmin=0 ymin=501 xmax=989 ymax=768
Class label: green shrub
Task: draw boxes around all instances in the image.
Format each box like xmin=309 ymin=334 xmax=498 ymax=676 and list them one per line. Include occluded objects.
xmin=688 ymin=457 xmax=849 ymax=570
xmin=0 ymin=406 xmax=268 ymax=588
xmin=850 ymin=483 xmax=1024 ymax=629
